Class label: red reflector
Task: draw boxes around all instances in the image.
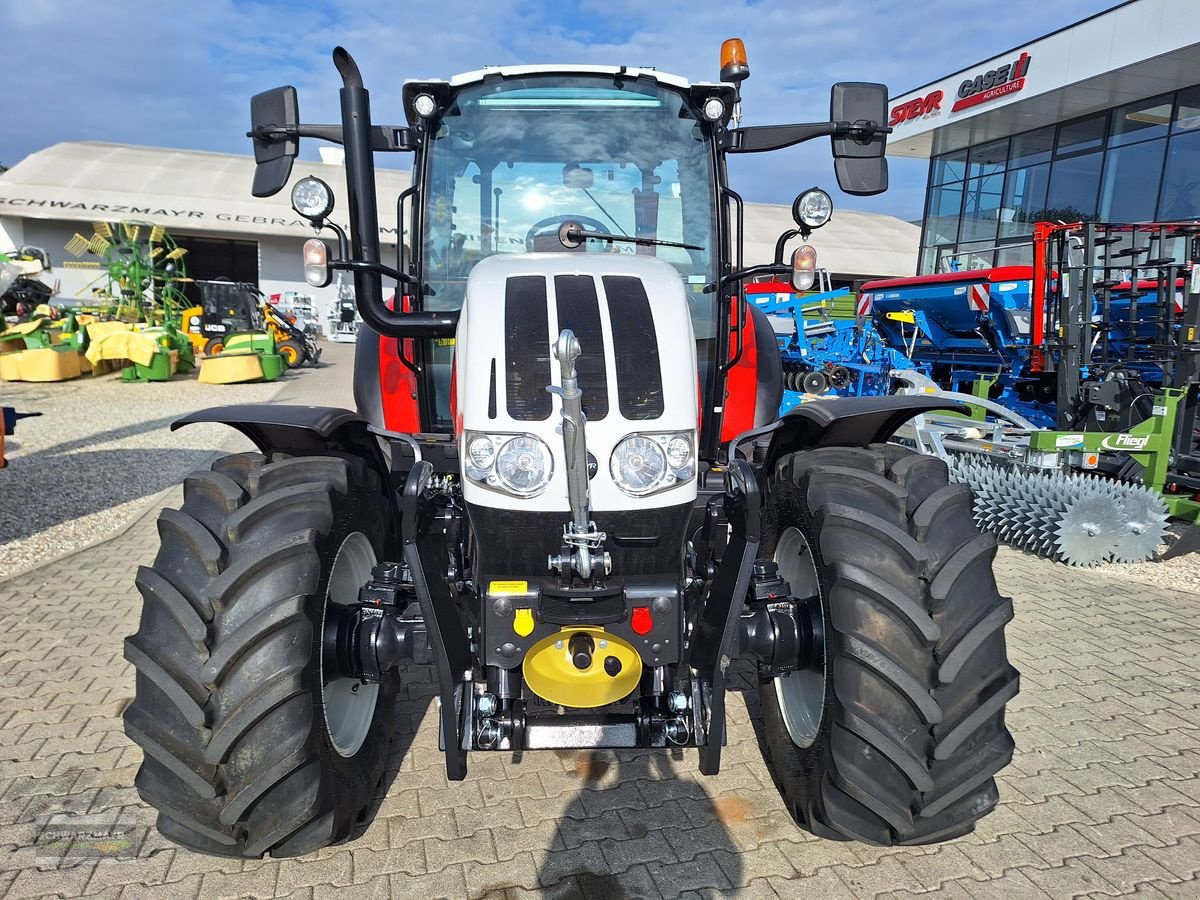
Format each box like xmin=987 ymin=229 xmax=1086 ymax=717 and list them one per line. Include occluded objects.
xmin=631 ymin=607 xmax=652 ymax=635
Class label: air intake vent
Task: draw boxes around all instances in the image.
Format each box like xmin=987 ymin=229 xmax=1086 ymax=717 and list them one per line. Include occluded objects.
xmin=602 ymin=275 xmax=663 ymax=420
xmin=505 ymin=276 xmax=552 ymax=421
xmin=554 ymin=275 xmax=608 ymax=421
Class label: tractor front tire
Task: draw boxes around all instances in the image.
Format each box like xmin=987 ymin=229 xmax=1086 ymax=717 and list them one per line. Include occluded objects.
xmin=203 ymin=337 xmax=225 ymax=357
xmin=123 ymin=452 xmax=397 ymax=857
xmin=277 ymin=339 xmax=303 ymax=368
xmin=758 ymin=444 xmax=1018 ymax=845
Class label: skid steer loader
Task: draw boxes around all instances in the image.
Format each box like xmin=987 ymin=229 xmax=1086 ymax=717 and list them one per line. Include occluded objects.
xmin=124 ymin=40 xmax=1018 ymax=858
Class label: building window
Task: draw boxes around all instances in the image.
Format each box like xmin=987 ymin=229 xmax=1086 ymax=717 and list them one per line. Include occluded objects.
xmin=1100 ymin=139 xmax=1166 ymax=221
xmin=1109 ymin=94 xmax=1173 ymax=147
xmin=996 ymin=243 xmax=1034 ymax=267
xmin=924 ymin=181 xmax=964 ymax=246
xmin=931 ymin=149 xmax=968 ymax=185
xmin=1173 ymin=86 xmax=1200 ymax=133
xmin=1056 ymin=114 xmax=1107 ymax=157
xmin=1000 ymin=163 xmax=1050 ymax=238
xmin=1044 ymin=151 xmax=1103 ymax=221
xmin=1158 ymin=130 xmax=1200 ymax=219
xmin=960 ymin=173 xmax=1004 ymax=243
xmin=967 ymin=139 xmax=1009 ymax=179
xmin=1009 ymin=126 xmax=1055 ymax=168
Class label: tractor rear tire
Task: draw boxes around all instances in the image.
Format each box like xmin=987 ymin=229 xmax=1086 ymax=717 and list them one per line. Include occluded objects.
xmin=758 ymin=444 xmax=1018 ymax=845
xmin=203 ymin=337 xmax=225 ymax=357
xmin=277 ymin=340 xmax=303 ymax=368
xmin=123 ymin=452 xmax=397 ymax=858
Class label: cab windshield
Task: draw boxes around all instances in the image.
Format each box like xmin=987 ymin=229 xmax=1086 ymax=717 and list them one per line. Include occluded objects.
xmin=418 ymin=74 xmax=719 ymax=428
xmin=421 ymin=75 xmax=717 ymax=303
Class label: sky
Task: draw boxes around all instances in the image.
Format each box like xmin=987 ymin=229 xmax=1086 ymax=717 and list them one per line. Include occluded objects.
xmin=3 ymin=0 xmax=1126 ymax=222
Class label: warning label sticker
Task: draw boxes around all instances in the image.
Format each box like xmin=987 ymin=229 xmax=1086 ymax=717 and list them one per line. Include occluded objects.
xmin=488 ymin=580 xmax=530 ymax=595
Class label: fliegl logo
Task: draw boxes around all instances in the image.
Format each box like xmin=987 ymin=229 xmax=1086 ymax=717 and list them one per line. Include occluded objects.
xmin=888 ymin=90 xmax=944 ymax=127
xmin=1099 ymin=433 xmax=1151 ymax=452
xmin=952 ymin=52 xmax=1032 ymax=112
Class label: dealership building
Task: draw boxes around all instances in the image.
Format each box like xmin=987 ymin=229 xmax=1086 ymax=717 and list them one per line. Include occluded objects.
xmin=0 ymin=140 xmax=918 ymax=314
xmin=889 ymin=0 xmax=1200 ymax=275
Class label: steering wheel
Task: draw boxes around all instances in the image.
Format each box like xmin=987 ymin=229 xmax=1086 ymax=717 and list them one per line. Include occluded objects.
xmin=525 ymin=215 xmax=613 ymax=252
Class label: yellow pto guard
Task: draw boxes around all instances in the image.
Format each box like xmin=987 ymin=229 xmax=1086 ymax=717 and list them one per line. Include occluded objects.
xmin=522 ymin=627 xmax=642 ymax=709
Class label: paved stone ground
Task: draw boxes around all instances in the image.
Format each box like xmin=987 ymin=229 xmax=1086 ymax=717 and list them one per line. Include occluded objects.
xmin=1 ymin=347 xmax=1199 ymax=898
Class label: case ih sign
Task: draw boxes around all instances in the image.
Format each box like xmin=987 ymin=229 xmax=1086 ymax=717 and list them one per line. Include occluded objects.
xmin=952 ymin=52 xmax=1032 ymax=112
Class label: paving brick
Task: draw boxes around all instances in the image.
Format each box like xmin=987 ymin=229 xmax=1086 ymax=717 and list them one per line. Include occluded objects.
xmin=1020 ymin=857 xmax=1122 ymax=897
xmin=387 ymin=863 xmax=468 ymax=899
xmin=1141 ymin=836 xmax=1200 ymax=881
xmin=831 ymin=855 xmax=927 ymax=897
xmin=6 ymin=861 xmax=98 ymax=899
xmin=711 ymin=842 xmax=796 ymax=887
xmin=199 ymin=862 xmax=280 ymax=900
xmin=537 ymin=841 xmax=608 ymax=888
xmin=275 ymin=852 xmax=355 ymax=894
xmin=350 ymin=844 xmax=428 ymax=880
xmin=1080 ymin=847 xmax=1188 ymax=894
xmin=462 ymin=852 xmax=541 ymax=896
xmin=424 ymin=830 xmax=497 ymax=871
xmin=645 ymin=853 xmax=733 ymax=896
xmin=118 ymin=872 xmax=203 ymax=900
xmin=320 ymin=875 xmax=390 ymax=900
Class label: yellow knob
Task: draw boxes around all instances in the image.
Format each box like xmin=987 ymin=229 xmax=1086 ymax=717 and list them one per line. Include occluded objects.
xmin=514 ymin=607 xmax=535 ymax=637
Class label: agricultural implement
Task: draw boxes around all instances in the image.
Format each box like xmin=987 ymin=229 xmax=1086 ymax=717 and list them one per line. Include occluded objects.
xmin=839 ymin=221 xmax=1200 ymax=564
xmin=65 ymin=221 xmax=191 ymax=323
xmin=747 ymin=279 xmax=924 ymax=410
xmin=182 ymin=279 xmax=320 ymax=367
xmin=1 ymin=246 xmax=56 ymax=317
xmin=124 ymin=40 xmax=1017 ymax=857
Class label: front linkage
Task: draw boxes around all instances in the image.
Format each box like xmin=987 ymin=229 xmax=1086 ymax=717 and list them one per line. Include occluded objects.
xmin=319 ymin=453 xmax=823 ymax=777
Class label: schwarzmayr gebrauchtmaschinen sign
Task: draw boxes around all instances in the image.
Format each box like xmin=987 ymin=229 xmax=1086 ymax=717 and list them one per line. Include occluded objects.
xmin=0 ymin=195 xmax=399 ymax=236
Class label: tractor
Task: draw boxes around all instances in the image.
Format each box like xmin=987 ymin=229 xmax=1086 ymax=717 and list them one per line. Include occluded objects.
xmin=182 ymin=278 xmax=321 ymax=367
xmin=124 ymin=40 xmax=1018 ymax=858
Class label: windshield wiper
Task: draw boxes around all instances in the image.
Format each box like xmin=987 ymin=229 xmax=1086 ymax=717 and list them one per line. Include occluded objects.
xmin=582 ymin=188 xmax=630 ymax=237
xmin=560 ymin=223 xmax=703 ymax=252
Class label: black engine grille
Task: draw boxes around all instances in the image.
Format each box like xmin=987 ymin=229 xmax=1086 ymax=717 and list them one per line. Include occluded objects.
xmin=504 ymin=276 xmax=552 ymax=421
xmin=602 ymin=275 xmax=664 ymax=420
xmin=554 ymin=275 xmax=608 ymax=421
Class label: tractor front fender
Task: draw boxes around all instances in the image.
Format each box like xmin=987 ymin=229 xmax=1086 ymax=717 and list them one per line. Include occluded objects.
xmin=173 ymin=404 xmax=388 ymax=475
xmin=759 ymin=395 xmax=966 ymax=476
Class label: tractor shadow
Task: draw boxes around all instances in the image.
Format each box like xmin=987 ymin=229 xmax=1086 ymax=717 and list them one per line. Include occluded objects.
xmin=351 ymin=663 xmax=438 ymax=840
xmin=0 ymin=447 xmax=220 ymax=544
xmin=528 ymin=748 xmax=744 ymax=897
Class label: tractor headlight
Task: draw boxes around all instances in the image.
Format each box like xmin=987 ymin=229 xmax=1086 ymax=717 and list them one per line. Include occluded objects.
xmin=464 ymin=431 xmax=553 ymax=498
xmin=467 ymin=434 xmax=496 ymax=470
xmin=792 ymin=187 xmax=833 ymax=229
xmin=291 ymin=176 xmax=335 ymax=222
xmin=610 ymin=431 xmax=695 ymax=497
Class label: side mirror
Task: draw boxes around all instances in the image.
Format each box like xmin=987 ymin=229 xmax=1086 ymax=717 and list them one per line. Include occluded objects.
xmin=830 ymin=83 xmax=889 ymax=196
xmin=249 ymin=86 xmax=299 ymax=198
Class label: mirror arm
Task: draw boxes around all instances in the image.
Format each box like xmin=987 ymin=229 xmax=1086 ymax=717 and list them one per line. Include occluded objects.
xmin=245 ymin=123 xmax=414 ymax=151
xmin=728 ymin=119 xmax=892 ymax=154
xmin=727 ymin=122 xmax=835 ymax=154
xmin=329 ymin=257 xmax=418 ymax=286
xmin=703 ymin=263 xmax=790 ymax=294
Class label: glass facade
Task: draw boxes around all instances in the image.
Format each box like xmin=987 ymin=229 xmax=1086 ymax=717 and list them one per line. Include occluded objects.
xmin=918 ymin=85 xmax=1200 ymax=274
